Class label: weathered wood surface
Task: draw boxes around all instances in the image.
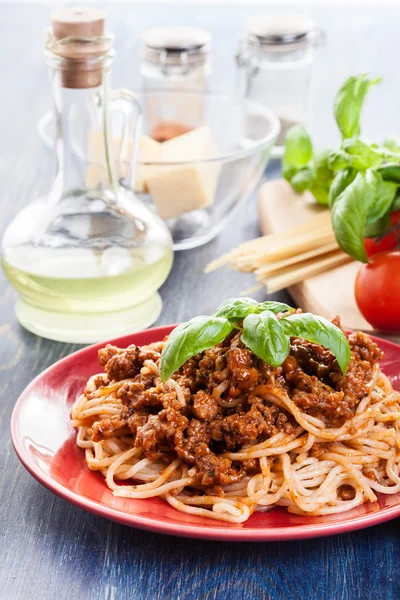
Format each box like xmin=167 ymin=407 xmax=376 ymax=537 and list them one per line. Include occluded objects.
xmin=1 ymin=4 xmax=400 ymax=600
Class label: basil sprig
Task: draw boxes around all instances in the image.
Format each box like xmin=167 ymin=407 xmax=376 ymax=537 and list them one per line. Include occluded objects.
xmin=159 ymin=316 xmax=233 ymax=382
xmin=280 ymin=313 xmax=350 ymax=375
xmin=213 ymin=297 xmax=294 ymax=321
xmin=241 ymin=311 xmax=290 ymax=368
xmin=159 ymin=298 xmax=350 ymax=382
xmin=282 ymin=73 xmax=400 ymax=263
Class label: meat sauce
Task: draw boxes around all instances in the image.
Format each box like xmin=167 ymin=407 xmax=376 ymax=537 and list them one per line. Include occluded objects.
xmin=90 ymin=324 xmax=382 ymax=489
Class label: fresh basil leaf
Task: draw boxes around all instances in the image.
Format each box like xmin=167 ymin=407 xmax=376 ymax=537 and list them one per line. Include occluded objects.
xmin=383 ymin=137 xmax=400 ymax=154
xmin=282 ymin=161 xmax=297 ymax=182
xmin=364 ymin=213 xmax=390 ymax=238
xmin=329 ymin=168 xmax=356 ymax=208
xmin=328 ymin=149 xmax=349 ymax=171
xmin=331 ymin=170 xmax=377 ymax=262
xmin=290 ymin=167 xmax=316 ymax=193
xmin=308 ymin=150 xmax=334 ymax=206
xmin=213 ymin=298 xmax=295 ymax=321
xmin=213 ymin=297 xmax=258 ymax=320
xmin=284 ymin=124 xmax=313 ymax=169
xmin=342 ymin=138 xmax=384 ymax=170
xmin=281 ymin=313 xmax=351 ymax=374
xmin=391 ymin=191 xmax=400 ymax=211
xmin=257 ymin=301 xmax=295 ymax=315
xmin=333 ymin=74 xmax=380 ymax=139
xmin=366 ymin=177 xmax=397 ymax=224
xmin=159 ymin=316 xmax=233 ymax=381
xmin=241 ymin=312 xmax=290 ymax=368
xmin=377 ymin=163 xmax=400 ymax=183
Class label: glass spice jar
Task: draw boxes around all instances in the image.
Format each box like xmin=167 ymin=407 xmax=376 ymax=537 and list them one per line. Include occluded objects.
xmin=236 ymin=13 xmax=324 ymax=154
xmin=140 ymin=27 xmax=212 ymax=134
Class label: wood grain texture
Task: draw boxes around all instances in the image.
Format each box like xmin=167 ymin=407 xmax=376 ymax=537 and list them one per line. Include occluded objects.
xmin=1 ymin=4 xmax=400 ymax=600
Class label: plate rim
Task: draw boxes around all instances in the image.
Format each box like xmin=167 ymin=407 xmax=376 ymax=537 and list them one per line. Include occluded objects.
xmin=10 ymin=325 xmax=400 ymax=542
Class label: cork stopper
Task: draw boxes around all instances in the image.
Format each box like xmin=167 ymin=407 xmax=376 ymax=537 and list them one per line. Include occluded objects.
xmin=50 ymin=7 xmax=109 ymax=89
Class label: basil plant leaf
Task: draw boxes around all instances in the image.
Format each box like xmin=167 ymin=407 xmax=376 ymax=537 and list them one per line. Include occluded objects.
xmin=331 ymin=170 xmax=377 ymax=262
xmin=333 ymin=74 xmax=380 ymax=139
xmin=307 ymin=150 xmax=333 ymax=205
xmin=391 ymin=190 xmax=400 ymax=211
xmin=328 ymin=149 xmax=350 ymax=171
xmin=377 ymin=163 xmax=400 ymax=183
xmin=342 ymin=138 xmax=384 ymax=170
xmin=383 ymin=137 xmax=400 ymax=155
xmin=282 ymin=161 xmax=297 ymax=182
xmin=329 ymin=168 xmax=356 ymax=208
xmin=213 ymin=298 xmax=295 ymax=321
xmin=366 ymin=177 xmax=397 ymax=224
xmin=281 ymin=313 xmax=351 ymax=374
xmin=213 ymin=297 xmax=259 ymax=321
xmin=257 ymin=301 xmax=295 ymax=315
xmin=290 ymin=167 xmax=316 ymax=193
xmin=364 ymin=213 xmax=390 ymax=238
xmin=160 ymin=316 xmax=233 ymax=381
xmin=283 ymin=124 xmax=313 ymax=169
xmin=241 ymin=312 xmax=290 ymax=368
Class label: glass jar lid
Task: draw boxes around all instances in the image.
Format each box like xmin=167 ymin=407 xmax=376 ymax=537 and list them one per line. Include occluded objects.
xmin=245 ymin=13 xmax=322 ymax=52
xmin=142 ymin=27 xmax=212 ymax=67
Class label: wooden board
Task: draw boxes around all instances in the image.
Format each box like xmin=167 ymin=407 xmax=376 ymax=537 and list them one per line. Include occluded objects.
xmin=258 ymin=179 xmax=371 ymax=331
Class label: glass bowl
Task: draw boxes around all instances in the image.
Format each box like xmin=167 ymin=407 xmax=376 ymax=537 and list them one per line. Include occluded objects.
xmin=37 ymin=91 xmax=280 ymax=251
xmin=134 ymin=90 xmax=280 ymax=250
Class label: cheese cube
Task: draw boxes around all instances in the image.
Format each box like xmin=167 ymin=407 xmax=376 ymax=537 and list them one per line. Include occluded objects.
xmin=134 ymin=136 xmax=162 ymax=193
xmin=161 ymin=125 xmax=214 ymax=161
xmin=146 ymin=126 xmax=221 ymax=219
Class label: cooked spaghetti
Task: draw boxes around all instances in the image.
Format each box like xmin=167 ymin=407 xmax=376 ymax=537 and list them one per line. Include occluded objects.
xmin=71 ymin=323 xmax=400 ymax=523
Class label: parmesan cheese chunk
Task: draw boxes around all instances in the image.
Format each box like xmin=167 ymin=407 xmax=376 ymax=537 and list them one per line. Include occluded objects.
xmin=134 ymin=135 xmax=163 ymax=193
xmin=146 ymin=126 xmax=221 ymax=220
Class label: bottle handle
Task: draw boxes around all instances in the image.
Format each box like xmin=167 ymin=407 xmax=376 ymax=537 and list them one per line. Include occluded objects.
xmin=109 ymin=88 xmax=143 ymax=188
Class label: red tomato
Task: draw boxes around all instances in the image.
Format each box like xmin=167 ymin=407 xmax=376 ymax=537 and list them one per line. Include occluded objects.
xmin=363 ymin=209 xmax=400 ymax=258
xmin=355 ymin=250 xmax=400 ymax=331
xmin=364 ymin=235 xmax=397 ymax=258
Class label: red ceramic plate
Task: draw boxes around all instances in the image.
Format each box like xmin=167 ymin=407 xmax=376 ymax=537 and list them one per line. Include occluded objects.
xmin=11 ymin=325 xmax=400 ymax=541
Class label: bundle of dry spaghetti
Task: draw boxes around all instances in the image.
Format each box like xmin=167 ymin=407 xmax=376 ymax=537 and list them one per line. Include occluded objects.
xmin=205 ymin=211 xmax=352 ymax=293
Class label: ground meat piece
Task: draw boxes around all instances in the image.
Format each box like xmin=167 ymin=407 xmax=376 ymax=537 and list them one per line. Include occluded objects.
xmin=174 ymin=419 xmax=210 ymax=463
xmin=209 ymin=416 xmax=224 ymax=442
xmin=127 ymin=412 xmax=149 ymax=435
xmin=288 ymin=369 xmax=351 ymax=427
xmin=138 ymin=342 xmax=163 ymax=363
xmin=195 ymin=454 xmax=245 ymax=486
xmin=226 ymin=348 xmax=259 ymax=389
xmin=330 ymin=331 xmax=384 ymax=407
xmin=348 ymin=331 xmax=383 ymax=365
xmin=222 ymin=404 xmax=278 ymax=450
xmin=192 ymin=391 xmax=220 ymax=421
xmin=205 ymin=485 xmax=224 ymax=497
xmin=242 ymin=459 xmax=259 ymax=474
xmin=91 ymin=414 xmax=127 ymax=442
xmin=98 ymin=344 xmax=140 ymax=381
xmin=338 ymin=484 xmax=356 ymax=501
xmin=117 ymin=378 xmax=161 ymax=410
xmin=135 ymin=408 xmax=188 ymax=461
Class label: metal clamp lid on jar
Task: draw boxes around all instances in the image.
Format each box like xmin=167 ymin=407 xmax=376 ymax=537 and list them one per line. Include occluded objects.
xmin=236 ymin=13 xmax=325 ymax=66
xmin=142 ymin=27 xmax=212 ymax=74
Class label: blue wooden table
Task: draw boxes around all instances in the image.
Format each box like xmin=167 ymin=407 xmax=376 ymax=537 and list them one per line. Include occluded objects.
xmin=1 ymin=3 xmax=400 ymax=599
